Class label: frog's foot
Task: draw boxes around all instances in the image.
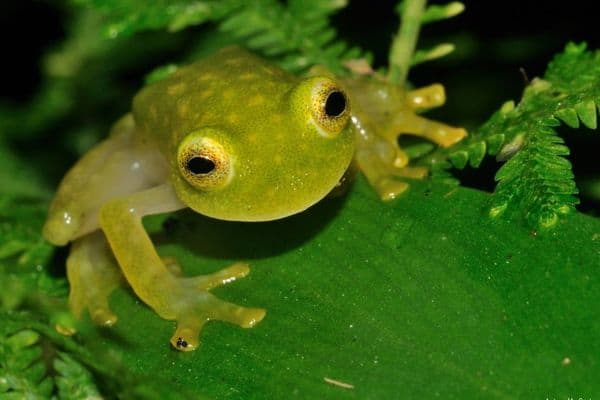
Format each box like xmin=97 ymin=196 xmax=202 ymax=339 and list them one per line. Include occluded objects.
xmin=378 ymin=84 xmax=467 ymax=150
xmin=64 ymin=232 xmax=122 ymax=331
xmin=372 ymin=178 xmax=410 ymax=201
xmin=356 ymin=143 xmax=430 ymax=201
xmin=162 ymin=262 xmax=266 ymax=352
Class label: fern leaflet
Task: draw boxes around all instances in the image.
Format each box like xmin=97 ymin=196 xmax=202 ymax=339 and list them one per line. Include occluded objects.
xmin=434 ymin=42 xmax=599 ymax=229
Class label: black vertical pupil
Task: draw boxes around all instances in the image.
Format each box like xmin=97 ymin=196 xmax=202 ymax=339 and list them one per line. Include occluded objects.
xmin=324 ymin=91 xmax=346 ymax=117
xmin=186 ymin=156 xmax=215 ymax=174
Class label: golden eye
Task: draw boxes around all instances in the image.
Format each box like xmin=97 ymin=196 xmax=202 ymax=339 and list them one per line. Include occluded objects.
xmin=310 ymin=81 xmax=350 ymax=137
xmin=177 ymin=135 xmax=232 ymax=190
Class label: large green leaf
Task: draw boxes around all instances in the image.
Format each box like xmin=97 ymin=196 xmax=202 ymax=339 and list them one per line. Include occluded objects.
xmin=74 ymin=178 xmax=600 ymax=399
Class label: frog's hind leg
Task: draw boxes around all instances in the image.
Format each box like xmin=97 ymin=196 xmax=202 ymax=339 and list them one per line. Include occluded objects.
xmin=66 ymin=231 xmax=122 ymax=328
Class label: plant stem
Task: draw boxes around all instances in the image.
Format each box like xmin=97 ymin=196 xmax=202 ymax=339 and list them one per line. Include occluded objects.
xmin=388 ymin=0 xmax=426 ymax=85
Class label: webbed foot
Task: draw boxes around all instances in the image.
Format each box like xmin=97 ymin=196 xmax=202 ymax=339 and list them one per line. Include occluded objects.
xmin=349 ymin=82 xmax=466 ymax=200
xmin=162 ymin=262 xmax=266 ymax=352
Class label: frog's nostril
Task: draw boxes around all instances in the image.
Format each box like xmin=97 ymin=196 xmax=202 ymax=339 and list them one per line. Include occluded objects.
xmin=324 ymin=91 xmax=346 ymax=117
xmin=187 ymin=156 xmax=215 ymax=174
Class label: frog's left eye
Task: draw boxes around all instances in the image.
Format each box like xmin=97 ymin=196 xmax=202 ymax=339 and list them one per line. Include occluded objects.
xmin=177 ymin=135 xmax=233 ymax=190
xmin=310 ymin=80 xmax=351 ymax=137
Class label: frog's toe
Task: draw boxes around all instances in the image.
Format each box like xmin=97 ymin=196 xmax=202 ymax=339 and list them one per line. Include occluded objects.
xmin=437 ymin=126 xmax=468 ymax=148
xmin=205 ymin=299 xmax=265 ymax=328
xmin=170 ymin=316 xmax=207 ymax=351
xmin=374 ymin=178 xmax=410 ymax=201
xmin=69 ymin=280 xmax=119 ymax=327
xmin=188 ymin=262 xmax=250 ymax=290
xmin=90 ymin=306 xmax=118 ymax=326
xmin=170 ymin=295 xmax=266 ymax=352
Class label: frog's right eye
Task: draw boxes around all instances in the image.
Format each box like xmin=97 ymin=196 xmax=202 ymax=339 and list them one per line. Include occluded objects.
xmin=177 ymin=135 xmax=233 ymax=190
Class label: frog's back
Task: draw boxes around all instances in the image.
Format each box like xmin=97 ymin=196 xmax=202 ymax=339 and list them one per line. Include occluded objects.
xmin=132 ymin=46 xmax=296 ymax=153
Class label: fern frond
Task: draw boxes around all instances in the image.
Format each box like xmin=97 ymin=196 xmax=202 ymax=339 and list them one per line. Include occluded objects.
xmin=0 ymin=202 xmax=53 ymax=268
xmin=54 ymin=352 xmax=102 ymax=400
xmin=0 ymin=323 xmax=53 ymax=399
xmin=434 ymin=42 xmax=599 ymax=229
xmin=490 ymin=122 xmax=578 ymax=229
xmin=75 ymin=0 xmax=362 ymax=74
xmin=218 ymin=0 xmax=362 ymax=73
xmin=72 ymin=0 xmax=240 ymax=38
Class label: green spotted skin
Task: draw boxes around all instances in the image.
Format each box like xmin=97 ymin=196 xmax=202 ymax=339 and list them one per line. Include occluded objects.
xmin=133 ymin=46 xmax=355 ymax=221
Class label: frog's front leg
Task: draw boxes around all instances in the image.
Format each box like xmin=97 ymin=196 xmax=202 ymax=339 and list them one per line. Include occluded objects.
xmin=99 ymin=183 xmax=265 ymax=351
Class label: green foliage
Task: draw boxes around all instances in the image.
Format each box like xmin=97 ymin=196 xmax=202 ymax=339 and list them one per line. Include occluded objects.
xmin=60 ymin=179 xmax=600 ymax=399
xmin=54 ymin=352 xmax=102 ymax=400
xmin=435 ymin=42 xmax=600 ymax=230
xmin=0 ymin=311 xmax=204 ymax=399
xmin=72 ymin=0 xmax=238 ymax=38
xmin=389 ymin=1 xmax=463 ymax=84
xmin=0 ymin=202 xmax=53 ymax=271
xmin=0 ymin=313 xmax=100 ymax=400
xmin=218 ymin=0 xmax=362 ymax=73
xmin=76 ymin=0 xmax=363 ymax=74
xmin=0 ymin=326 xmax=53 ymax=399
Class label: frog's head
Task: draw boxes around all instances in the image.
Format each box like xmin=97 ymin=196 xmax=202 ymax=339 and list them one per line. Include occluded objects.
xmin=172 ymin=76 xmax=355 ymax=221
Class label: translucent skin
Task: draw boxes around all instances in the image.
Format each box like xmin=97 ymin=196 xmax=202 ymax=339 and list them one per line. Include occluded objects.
xmin=42 ymin=47 xmax=466 ymax=352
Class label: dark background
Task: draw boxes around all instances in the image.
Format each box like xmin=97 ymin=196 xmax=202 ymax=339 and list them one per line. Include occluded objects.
xmin=2 ymin=0 xmax=599 ymax=107
xmin=0 ymin=0 xmax=598 ymax=211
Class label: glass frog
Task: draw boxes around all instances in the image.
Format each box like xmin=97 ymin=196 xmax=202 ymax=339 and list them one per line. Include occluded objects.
xmin=43 ymin=46 xmax=465 ymax=351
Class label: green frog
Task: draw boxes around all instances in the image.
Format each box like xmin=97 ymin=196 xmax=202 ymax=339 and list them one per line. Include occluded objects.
xmin=43 ymin=46 xmax=465 ymax=351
